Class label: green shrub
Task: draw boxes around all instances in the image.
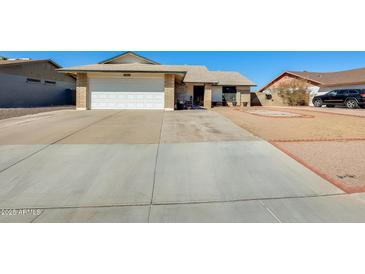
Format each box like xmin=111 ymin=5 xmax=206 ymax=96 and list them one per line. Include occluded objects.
xmin=273 ymin=79 xmax=310 ymax=106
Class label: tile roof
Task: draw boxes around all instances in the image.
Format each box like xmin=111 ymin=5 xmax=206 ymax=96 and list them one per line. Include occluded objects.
xmin=208 ymin=71 xmax=256 ymax=86
xmin=58 ymin=63 xmax=202 ymax=73
xmin=288 ymin=68 xmax=365 ymax=86
xmin=59 ymin=63 xmax=256 ymax=86
xmin=258 ymin=67 xmax=365 ymax=92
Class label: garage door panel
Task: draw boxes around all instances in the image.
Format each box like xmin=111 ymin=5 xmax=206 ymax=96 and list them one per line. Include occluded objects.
xmin=90 ymin=77 xmax=165 ymax=109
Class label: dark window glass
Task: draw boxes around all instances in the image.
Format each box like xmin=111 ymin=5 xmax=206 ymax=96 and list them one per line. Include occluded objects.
xmin=222 ymin=86 xmax=237 ymax=103
xmin=222 ymin=86 xmax=237 ymax=93
xmin=349 ymin=90 xmax=359 ymax=95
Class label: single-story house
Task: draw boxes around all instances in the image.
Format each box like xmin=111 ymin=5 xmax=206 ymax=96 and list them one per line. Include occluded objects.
xmin=58 ymin=51 xmax=256 ymax=110
xmin=0 ymin=59 xmax=76 ymax=108
xmin=254 ymin=67 xmax=365 ymax=106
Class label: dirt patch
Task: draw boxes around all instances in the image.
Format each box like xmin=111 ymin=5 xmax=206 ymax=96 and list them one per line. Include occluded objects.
xmin=0 ymin=106 xmax=75 ymax=120
xmin=273 ymin=141 xmax=365 ymax=193
xmin=214 ymin=107 xmax=365 ymax=141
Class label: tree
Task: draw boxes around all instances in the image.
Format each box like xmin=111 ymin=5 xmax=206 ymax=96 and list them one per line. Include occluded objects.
xmin=0 ymin=56 xmax=8 ymax=60
xmin=271 ymin=78 xmax=310 ymax=106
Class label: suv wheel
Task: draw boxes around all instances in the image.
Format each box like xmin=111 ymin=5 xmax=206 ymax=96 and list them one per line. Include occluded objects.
xmin=313 ymin=99 xmax=323 ymax=107
xmin=346 ymin=99 xmax=358 ymax=109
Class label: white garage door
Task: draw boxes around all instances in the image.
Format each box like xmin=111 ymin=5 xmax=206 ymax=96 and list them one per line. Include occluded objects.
xmin=89 ymin=76 xmax=164 ymax=109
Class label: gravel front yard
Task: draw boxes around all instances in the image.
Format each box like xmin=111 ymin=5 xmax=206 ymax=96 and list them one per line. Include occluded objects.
xmin=275 ymin=141 xmax=365 ymax=192
xmin=0 ymin=106 xmax=75 ymax=120
xmin=271 ymin=106 xmax=365 ymax=118
xmin=215 ymin=107 xmax=365 ymax=192
xmin=215 ymin=107 xmax=365 ymax=141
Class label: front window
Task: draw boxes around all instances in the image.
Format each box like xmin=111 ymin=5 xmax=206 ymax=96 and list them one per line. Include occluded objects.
xmin=222 ymin=86 xmax=237 ymax=103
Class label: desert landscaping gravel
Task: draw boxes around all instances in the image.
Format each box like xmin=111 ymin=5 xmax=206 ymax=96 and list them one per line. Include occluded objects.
xmin=272 ymin=106 xmax=365 ymax=118
xmin=214 ymin=107 xmax=365 ymax=141
xmin=0 ymin=106 xmax=75 ymax=120
xmin=277 ymin=141 xmax=365 ymax=189
xmin=215 ymin=107 xmax=365 ymax=192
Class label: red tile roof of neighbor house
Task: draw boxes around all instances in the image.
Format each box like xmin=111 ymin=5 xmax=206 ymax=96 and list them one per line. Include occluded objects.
xmin=258 ymin=67 xmax=365 ymax=92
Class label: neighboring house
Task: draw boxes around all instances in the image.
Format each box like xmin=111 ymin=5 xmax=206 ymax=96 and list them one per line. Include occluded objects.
xmin=58 ymin=51 xmax=256 ymax=110
xmin=254 ymin=67 xmax=365 ymax=106
xmin=0 ymin=59 xmax=76 ymax=108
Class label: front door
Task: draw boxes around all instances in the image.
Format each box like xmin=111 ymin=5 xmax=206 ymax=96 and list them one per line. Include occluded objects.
xmin=193 ymin=86 xmax=205 ymax=106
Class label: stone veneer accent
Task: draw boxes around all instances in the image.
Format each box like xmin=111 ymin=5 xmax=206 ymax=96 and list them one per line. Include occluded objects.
xmin=76 ymin=73 xmax=88 ymax=109
xmin=164 ymin=74 xmax=175 ymax=110
xmin=204 ymin=84 xmax=212 ymax=109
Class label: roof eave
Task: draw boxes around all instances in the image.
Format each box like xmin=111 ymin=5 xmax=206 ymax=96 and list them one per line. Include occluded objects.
xmin=257 ymin=71 xmax=322 ymax=92
xmin=323 ymin=81 xmax=365 ymax=87
xmin=58 ymin=69 xmax=187 ymax=74
xmin=183 ymin=80 xmax=219 ymax=84
xmin=217 ymin=82 xmax=256 ymax=86
xmin=0 ymin=59 xmax=62 ymax=69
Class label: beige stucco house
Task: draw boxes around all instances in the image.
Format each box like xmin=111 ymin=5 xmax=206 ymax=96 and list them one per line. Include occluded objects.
xmin=59 ymin=52 xmax=256 ymax=110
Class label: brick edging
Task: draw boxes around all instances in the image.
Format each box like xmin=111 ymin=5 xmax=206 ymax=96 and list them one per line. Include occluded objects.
xmin=269 ymin=137 xmax=365 ymax=143
xmin=269 ymin=141 xmax=365 ymax=193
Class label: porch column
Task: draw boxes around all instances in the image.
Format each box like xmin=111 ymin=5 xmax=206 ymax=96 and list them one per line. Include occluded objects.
xmin=204 ymin=84 xmax=212 ymax=109
xmin=76 ymin=73 xmax=88 ymax=110
xmin=164 ymin=74 xmax=175 ymax=111
xmin=237 ymin=87 xmax=251 ymax=107
xmin=236 ymin=91 xmax=241 ymax=106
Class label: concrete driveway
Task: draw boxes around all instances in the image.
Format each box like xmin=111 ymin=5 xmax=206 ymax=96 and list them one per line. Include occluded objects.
xmin=1 ymin=109 xmax=365 ymax=222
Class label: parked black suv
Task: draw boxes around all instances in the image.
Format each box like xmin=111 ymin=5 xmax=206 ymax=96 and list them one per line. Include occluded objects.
xmin=312 ymin=89 xmax=365 ymax=109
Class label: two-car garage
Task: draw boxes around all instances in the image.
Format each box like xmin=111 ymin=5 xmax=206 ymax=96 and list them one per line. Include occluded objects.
xmin=89 ymin=74 xmax=165 ymax=109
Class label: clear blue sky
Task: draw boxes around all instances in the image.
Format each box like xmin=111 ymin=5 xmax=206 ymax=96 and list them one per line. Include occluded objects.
xmin=1 ymin=51 xmax=365 ymax=90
